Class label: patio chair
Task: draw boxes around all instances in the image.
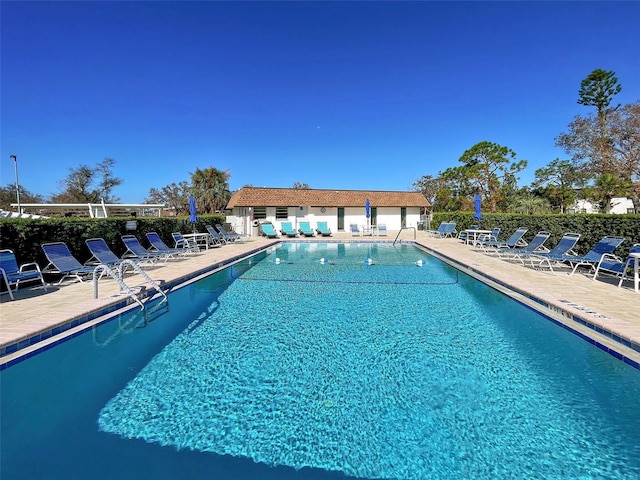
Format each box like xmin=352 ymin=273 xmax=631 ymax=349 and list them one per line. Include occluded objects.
xmin=298 ymin=221 xmax=315 ymax=237
xmin=593 ymin=243 xmax=640 ymax=287
xmin=525 ymin=233 xmax=581 ymax=273
xmin=121 ymin=235 xmax=170 ymax=263
xmin=280 ymin=221 xmax=299 ymax=238
xmin=259 ymin=223 xmax=279 ymax=238
xmin=171 ymin=232 xmax=201 ymax=253
xmin=350 ymin=224 xmax=361 ymax=237
xmin=0 ymin=249 xmax=48 ymax=300
xmin=377 ymin=224 xmax=388 ymax=236
xmin=477 ymin=227 xmax=528 ymax=253
xmin=85 ymin=238 xmax=135 ymax=274
xmin=216 ymin=224 xmax=242 ymax=242
xmin=556 ymin=236 xmax=626 ymax=276
xmin=205 ymin=225 xmax=227 ymax=246
xmin=497 ymin=231 xmax=551 ymax=262
xmin=457 ymin=225 xmax=478 ymax=243
xmin=316 ymin=221 xmax=332 ymax=236
xmin=41 ymin=242 xmax=98 ymax=284
xmin=146 ymin=232 xmax=192 ymax=257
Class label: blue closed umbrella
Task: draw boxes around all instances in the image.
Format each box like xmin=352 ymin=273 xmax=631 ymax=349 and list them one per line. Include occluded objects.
xmin=365 ymin=199 xmax=371 ymax=227
xmin=189 ymin=196 xmax=199 ymax=231
xmin=474 ymin=194 xmax=483 ymax=220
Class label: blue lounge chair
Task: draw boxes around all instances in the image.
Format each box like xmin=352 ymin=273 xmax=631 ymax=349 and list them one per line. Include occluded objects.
xmin=41 ymin=242 xmax=97 ymax=284
xmin=298 ymin=221 xmax=315 ymax=237
xmin=205 ymin=225 xmax=227 ymax=246
xmin=477 ymin=227 xmax=528 ymax=252
xmin=425 ymin=221 xmax=449 ymax=237
xmin=558 ymin=236 xmax=626 ymax=276
xmin=121 ymin=235 xmax=169 ymax=263
xmin=260 ymin=223 xmax=279 ymax=238
xmin=316 ymin=221 xmax=332 ymax=236
xmin=85 ymin=238 xmax=134 ymax=274
xmin=0 ymin=249 xmax=48 ymax=300
xmin=146 ymin=232 xmax=191 ymax=257
xmin=593 ymin=243 xmax=640 ymax=287
xmin=498 ymin=231 xmax=551 ymax=262
xmin=526 ymin=233 xmax=581 ymax=273
xmin=377 ymin=224 xmax=388 ymax=236
xmin=216 ymin=224 xmax=242 ymax=242
xmin=350 ymin=224 xmax=361 ymax=237
xmin=280 ymin=221 xmax=299 ymax=238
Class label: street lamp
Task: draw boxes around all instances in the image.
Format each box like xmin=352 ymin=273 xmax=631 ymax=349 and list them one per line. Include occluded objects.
xmin=10 ymin=155 xmax=21 ymax=213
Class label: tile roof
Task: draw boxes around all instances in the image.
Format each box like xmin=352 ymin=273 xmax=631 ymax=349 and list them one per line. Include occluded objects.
xmin=226 ymin=187 xmax=430 ymax=208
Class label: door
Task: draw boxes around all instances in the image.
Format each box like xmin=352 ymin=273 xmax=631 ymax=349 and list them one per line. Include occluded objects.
xmin=401 ymin=207 xmax=406 ymax=228
xmin=337 ymin=208 xmax=344 ymax=231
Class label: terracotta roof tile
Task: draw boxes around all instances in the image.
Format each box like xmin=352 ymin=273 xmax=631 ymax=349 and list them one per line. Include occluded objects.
xmin=226 ymin=187 xmax=430 ymax=208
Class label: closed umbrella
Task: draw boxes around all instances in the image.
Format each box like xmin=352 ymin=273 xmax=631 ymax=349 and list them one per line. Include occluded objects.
xmin=365 ymin=198 xmax=370 ymax=227
xmin=474 ymin=194 xmax=483 ymax=221
xmin=189 ymin=195 xmax=199 ymax=232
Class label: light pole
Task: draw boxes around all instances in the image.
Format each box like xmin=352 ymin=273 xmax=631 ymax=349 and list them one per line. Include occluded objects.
xmin=10 ymin=155 xmax=21 ymax=213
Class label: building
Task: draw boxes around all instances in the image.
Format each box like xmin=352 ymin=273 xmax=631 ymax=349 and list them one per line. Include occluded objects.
xmin=225 ymin=187 xmax=431 ymax=236
xmin=568 ymin=197 xmax=636 ymax=214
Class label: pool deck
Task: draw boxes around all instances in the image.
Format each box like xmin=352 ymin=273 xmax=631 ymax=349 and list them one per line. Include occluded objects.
xmin=1 ymin=231 xmax=639 ymax=367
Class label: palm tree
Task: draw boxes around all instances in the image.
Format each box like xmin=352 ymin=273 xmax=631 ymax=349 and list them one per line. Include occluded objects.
xmin=507 ymin=193 xmax=551 ymax=214
xmin=190 ymin=167 xmax=231 ymax=213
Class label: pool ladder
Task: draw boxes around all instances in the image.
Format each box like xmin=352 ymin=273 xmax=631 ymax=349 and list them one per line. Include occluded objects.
xmin=92 ymin=260 xmax=167 ymax=310
xmin=393 ymin=226 xmax=417 ymax=245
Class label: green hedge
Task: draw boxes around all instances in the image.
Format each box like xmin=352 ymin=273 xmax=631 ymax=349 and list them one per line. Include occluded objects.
xmin=0 ymin=214 xmax=226 ymax=267
xmin=431 ymin=212 xmax=640 ymax=257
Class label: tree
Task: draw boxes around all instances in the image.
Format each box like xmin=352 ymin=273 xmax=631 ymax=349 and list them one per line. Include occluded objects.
xmin=556 ymin=100 xmax=640 ymax=211
xmin=190 ymin=167 xmax=231 ymax=213
xmin=51 ymin=158 xmax=122 ymax=203
xmin=531 ymin=159 xmax=590 ymax=213
xmin=292 ymin=182 xmax=310 ymax=189
xmin=412 ymin=174 xmax=442 ymax=208
xmin=0 ymin=184 xmax=44 ymax=210
xmin=441 ymin=141 xmax=527 ymax=213
xmin=507 ymin=191 xmax=551 ymax=215
xmin=577 ymin=69 xmax=622 ymax=174
xmin=145 ymin=181 xmax=191 ymax=214
xmin=589 ymin=173 xmax=634 ymax=214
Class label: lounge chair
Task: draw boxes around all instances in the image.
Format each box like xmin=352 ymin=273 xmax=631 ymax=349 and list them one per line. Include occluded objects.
xmin=280 ymin=221 xmax=299 ymax=238
xmin=377 ymin=224 xmax=388 ymax=236
xmin=425 ymin=221 xmax=449 ymax=237
xmin=121 ymin=235 xmax=169 ymax=263
xmin=350 ymin=224 xmax=361 ymax=237
xmin=85 ymin=238 xmax=135 ymax=274
xmin=556 ymin=236 xmax=626 ymax=276
xmin=205 ymin=225 xmax=227 ymax=246
xmin=146 ymin=232 xmax=192 ymax=257
xmin=259 ymin=223 xmax=279 ymax=238
xmin=298 ymin=221 xmax=315 ymax=237
xmin=525 ymin=233 xmax=581 ymax=273
xmin=0 ymin=249 xmax=48 ymax=300
xmin=41 ymin=242 xmax=98 ymax=284
xmin=498 ymin=231 xmax=551 ymax=262
xmin=171 ymin=232 xmax=201 ymax=253
xmin=216 ymin=224 xmax=242 ymax=242
xmin=477 ymin=227 xmax=528 ymax=253
xmin=593 ymin=243 xmax=640 ymax=286
xmin=316 ymin=221 xmax=332 ymax=237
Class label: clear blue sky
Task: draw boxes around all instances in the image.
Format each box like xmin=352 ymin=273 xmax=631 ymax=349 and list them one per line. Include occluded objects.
xmin=2 ymin=1 xmax=639 ymax=203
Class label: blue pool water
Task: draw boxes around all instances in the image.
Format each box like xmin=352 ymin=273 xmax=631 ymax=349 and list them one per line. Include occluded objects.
xmin=1 ymin=242 xmax=639 ymax=479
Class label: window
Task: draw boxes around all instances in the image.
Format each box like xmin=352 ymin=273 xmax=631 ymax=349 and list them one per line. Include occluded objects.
xmin=275 ymin=207 xmax=288 ymax=219
xmin=253 ymin=207 xmax=266 ymax=219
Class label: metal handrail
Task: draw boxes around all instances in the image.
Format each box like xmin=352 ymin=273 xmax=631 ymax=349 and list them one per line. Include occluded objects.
xmin=393 ymin=227 xmax=417 ymax=245
xmin=92 ymin=260 xmax=167 ymax=310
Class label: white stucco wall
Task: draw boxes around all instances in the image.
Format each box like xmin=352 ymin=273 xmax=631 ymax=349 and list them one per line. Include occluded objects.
xmin=227 ymin=206 xmax=424 ymax=236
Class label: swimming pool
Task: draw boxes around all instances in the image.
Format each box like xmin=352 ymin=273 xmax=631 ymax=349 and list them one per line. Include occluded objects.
xmin=2 ymin=242 xmax=639 ymax=479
